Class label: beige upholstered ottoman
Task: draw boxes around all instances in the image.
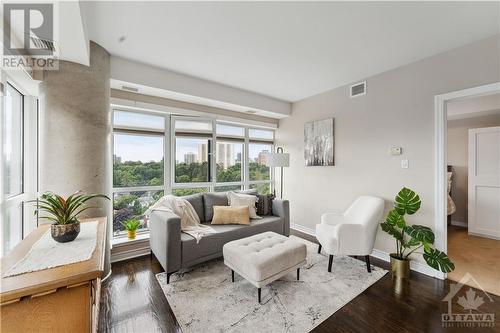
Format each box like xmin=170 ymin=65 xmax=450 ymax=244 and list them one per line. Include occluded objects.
xmin=223 ymin=231 xmax=307 ymax=303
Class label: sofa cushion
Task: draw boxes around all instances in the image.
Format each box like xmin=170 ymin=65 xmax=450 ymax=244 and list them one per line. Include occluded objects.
xmin=180 ymin=216 xmax=284 ymax=265
xmin=227 ymin=191 xmax=259 ymax=219
xmin=183 ymin=193 xmax=205 ymax=222
xmin=202 ymin=192 xmax=228 ymax=222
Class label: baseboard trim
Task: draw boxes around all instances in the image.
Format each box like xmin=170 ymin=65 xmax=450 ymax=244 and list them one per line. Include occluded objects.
xmin=291 ymin=223 xmax=316 ymax=236
xmin=451 ymin=220 xmax=468 ymax=228
xmin=291 ymin=224 xmax=445 ymax=280
xmin=111 ymin=240 xmax=151 ymax=263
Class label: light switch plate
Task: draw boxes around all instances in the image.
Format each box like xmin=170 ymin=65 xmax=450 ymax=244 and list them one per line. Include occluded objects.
xmin=401 ymin=159 xmax=409 ymax=169
xmin=390 ymin=146 xmax=403 ymax=155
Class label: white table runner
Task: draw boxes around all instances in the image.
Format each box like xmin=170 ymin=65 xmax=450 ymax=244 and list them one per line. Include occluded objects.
xmin=4 ymin=221 xmax=99 ymax=278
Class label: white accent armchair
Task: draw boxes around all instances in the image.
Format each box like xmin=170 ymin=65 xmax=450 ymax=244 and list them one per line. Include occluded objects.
xmin=316 ymin=196 xmax=385 ymax=273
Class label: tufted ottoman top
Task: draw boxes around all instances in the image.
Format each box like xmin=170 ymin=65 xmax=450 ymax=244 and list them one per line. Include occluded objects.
xmin=223 ymin=231 xmax=307 ymax=283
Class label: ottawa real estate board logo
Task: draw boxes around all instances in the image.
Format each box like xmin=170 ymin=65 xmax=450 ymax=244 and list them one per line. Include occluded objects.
xmin=2 ymin=3 xmax=58 ymax=70
xmin=442 ymin=273 xmax=495 ymax=328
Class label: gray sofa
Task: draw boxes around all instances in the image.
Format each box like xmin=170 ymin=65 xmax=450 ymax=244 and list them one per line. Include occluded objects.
xmin=149 ymin=191 xmax=290 ymax=283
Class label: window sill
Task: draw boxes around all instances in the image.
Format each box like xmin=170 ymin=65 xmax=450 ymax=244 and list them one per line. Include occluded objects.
xmin=111 ymin=232 xmax=150 ymax=246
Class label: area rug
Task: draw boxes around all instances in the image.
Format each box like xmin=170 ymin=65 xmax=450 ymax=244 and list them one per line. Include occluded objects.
xmin=156 ymin=236 xmax=387 ymax=333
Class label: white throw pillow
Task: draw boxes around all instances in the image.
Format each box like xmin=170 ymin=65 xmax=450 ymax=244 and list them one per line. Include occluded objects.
xmin=227 ymin=191 xmax=260 ymax=219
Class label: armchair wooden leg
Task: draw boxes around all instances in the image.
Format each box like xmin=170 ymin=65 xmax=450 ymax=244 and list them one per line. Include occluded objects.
xmin=231 ymin=270 xmax=235 ymax=282
xmin=167 ymin=272 xmax=172 ymax=284
xmin=258 ymin=288 xmax=261 ymax=303
xmin=297 ymin=268 xmax=300 ymax=281
xmin=317 ymin=244 xmax=322 ymax=254
xmin=365 ymin=255 xmax=371 ymax=273
xmin=328 ymin=255 xmax=333 ymax=272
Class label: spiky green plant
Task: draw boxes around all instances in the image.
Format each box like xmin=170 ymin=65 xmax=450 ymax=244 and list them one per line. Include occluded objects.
xmin=30 ymin=191 xmax=109 ymax=225
xmin=381 ymin=187 xmax=455 ymax=273
xmin=121 ymin=219 xmax=141 ymax=231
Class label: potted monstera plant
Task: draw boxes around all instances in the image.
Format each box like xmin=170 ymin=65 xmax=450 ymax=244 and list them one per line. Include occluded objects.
xmin=381 ymin=187 xmax=454 ymax=278
xmin=32 ymin=191 xmax=109 ymax=243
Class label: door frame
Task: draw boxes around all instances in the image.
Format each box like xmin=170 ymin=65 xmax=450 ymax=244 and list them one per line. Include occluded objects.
xmin=434 ymin=82 xmax=500 ymax=279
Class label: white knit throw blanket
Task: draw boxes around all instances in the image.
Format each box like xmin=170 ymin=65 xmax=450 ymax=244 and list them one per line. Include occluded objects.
xmin=147 ymin=195 xmax=215 ymax=243
xmin=4 ymin=221 xmax=98 ymax=278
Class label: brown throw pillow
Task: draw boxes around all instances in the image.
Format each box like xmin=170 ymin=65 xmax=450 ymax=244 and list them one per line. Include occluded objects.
xmin=211 ymin=206 xmax=250 ymax=225
xmin=256 ymin=194 xmax=275 ymax=216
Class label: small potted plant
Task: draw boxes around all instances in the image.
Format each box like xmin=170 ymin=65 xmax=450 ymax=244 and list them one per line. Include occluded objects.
xmin=121 ymin=219 xmax=142 ymax=239
xmin=32 ymin=191 xmax=109 ymax=243
xmin=381 ymin=187 xmax=455 ymax=278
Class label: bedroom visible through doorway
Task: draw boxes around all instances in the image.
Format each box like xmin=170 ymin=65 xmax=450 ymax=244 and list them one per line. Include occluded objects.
xmin=445 ymin=91 xmax=500 ymax=296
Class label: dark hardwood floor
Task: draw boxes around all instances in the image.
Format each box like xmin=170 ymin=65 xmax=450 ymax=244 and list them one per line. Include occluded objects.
xmin=99 ymin=231 xmax=500 ymax=332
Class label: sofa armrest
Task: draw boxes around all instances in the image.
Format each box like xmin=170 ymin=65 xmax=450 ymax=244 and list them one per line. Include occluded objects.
xmin=149 ymin=210 xmax=182 ymax=273
xmin=272 ymin=199 xmax=290 ymax=236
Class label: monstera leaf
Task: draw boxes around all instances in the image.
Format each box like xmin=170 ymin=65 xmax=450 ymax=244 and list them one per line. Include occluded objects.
xmin=423 ymin=248 xmax=455 ymax=273
xmin=395 ymin=187 xmax=421 ymax=215
xmin=401 ymin=237 xmax=421 ymax=248
xmin=381 ymin=222 xmax=403 ymax=241
xmin=404 ymin=225 xmax=435 ymax=244
xmin=386 ymin=209 xmax=406 ymax=228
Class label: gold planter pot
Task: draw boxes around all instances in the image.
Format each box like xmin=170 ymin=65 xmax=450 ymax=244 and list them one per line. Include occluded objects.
xmin=127 ymin=230 xmax=137 ymax=240
xmin=390 ymin=254 xmax=410 ymax=279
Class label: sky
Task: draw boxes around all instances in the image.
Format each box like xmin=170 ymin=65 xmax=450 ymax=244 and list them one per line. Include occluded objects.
xmin=114 ymin=134 xmax=271 ymax=163
xmin=112 ymin=111 xmax=272 ymax=163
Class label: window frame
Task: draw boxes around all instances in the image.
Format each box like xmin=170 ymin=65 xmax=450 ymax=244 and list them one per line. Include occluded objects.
xmin=1 ymin=77 xmax=38 ymax=256
xmin=111 ymin=109 xmax=275 ymax=240
xmin=111 ymin=108 xmax=170 ymax=238
xmin=171 ymin=116 xmax=274 ymax=194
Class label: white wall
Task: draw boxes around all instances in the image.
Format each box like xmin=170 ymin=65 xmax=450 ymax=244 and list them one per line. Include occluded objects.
xmin=447 ymin=112 xmax=500 ymax=225
xmin=276 ymin=35 xmax=500 ymax=263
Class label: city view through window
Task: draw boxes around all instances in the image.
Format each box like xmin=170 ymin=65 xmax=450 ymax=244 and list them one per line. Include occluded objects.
xmin=112 ymin=113 xmax=274 ymax=236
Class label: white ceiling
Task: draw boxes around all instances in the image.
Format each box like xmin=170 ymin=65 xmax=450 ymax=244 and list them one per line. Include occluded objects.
xmin=82 ymin=1 xmax=500 ymax=102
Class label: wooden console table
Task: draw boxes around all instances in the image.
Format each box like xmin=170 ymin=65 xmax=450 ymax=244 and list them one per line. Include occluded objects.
xmin=0 ymin=217 xmax=107 ymax=333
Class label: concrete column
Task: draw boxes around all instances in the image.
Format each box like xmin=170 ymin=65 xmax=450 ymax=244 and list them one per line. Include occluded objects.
xmin=39 ymin=41 xmax=111 ymax=274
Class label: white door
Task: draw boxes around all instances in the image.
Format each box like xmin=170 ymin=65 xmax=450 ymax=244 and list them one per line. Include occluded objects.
xmin=468 ymin=126 xmax=500 ymax=239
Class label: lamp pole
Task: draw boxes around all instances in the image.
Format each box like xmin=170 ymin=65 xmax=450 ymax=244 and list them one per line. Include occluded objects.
xmin=277 ymin=147 xmax=284 ymax=199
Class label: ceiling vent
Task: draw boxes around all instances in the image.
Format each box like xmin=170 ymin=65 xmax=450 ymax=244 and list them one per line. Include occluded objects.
xmin=29 ymin=35 xmax=56 ymax=52
xmin=350 ymin=81 xmax=366 ymax=98
xmin=121 ymin=85 xmax=139 ymax=93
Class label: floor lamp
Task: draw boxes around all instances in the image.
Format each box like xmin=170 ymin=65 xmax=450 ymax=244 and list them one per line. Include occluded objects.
xmin=265 ymin=147 xmax=290 ymax=199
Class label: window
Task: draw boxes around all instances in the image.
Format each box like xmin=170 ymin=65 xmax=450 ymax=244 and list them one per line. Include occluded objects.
xmin=114 ymin=110 xmax=165 ymax=131
xmin=249 ymin=183 xmax=271 ymax=195
xmin=111 ymin=112 xmax=275 ymax=239
xmin=112 ymin=111 xmax=166 ymax=236
xmin=3 ymin=202 xmax=23 ymax=255
xmin=249 ymin=143 xmax=272 ymax=181
xmin=249 ymin=128 xmax=274 ymax=140
xmin=216 ymin=123 xmax=244 ymax=137
xmin=248 ymin=128 xmax=274 ymax=195
xmin=214 ymin=185 xmax=242 ymax=192
xmin=113 ymin=134 xmax=164 ymax=188
xmin=216 ymin=141 xmax=243 ymax=183
xmin=2 ymin=81 xmax=37 ymax=256
xmin=113 ymin=190 xmax=163 ymax=233
xmin=3 ymin=83 xmax=23 ymax=197
xmin=172 ymin=187 xmax=209 ymax=196
xmin=174 ymin=137 xmax=211 ymax=183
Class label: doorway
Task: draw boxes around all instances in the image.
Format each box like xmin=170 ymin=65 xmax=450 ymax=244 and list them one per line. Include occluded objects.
xmin=435 ymin=82 xmax=500 ymax=296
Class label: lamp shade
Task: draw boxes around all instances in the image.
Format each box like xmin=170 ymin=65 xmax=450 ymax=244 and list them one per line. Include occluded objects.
xmin=265 ymin=152 xmax=290 ymax=167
